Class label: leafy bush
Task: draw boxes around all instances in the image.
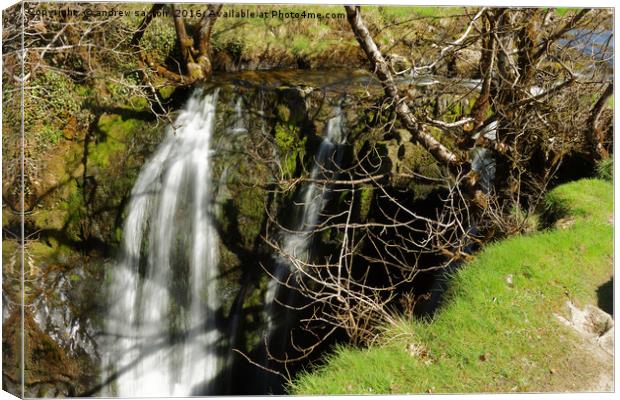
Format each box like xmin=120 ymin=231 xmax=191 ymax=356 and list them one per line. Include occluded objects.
xmin=142 ymin=17 xmax=177 ymax=65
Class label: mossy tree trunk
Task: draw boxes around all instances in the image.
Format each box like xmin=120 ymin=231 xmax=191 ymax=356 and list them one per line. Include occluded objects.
xmin=132 ymin=3 xmax=223 ymax=83
xmin=171 ymin=3 xmax=222 ymax=81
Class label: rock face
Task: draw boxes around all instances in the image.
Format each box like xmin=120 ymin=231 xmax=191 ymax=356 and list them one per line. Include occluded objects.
xmin=452 ymin=48 xmax=481 ymax=78
xmin=554 ymin=301 xmax=614 ymax=392
xmin=2 ymin=311 xmax=79 ymax=397
xmin=556 ymin=301 xmax=614 ymax=356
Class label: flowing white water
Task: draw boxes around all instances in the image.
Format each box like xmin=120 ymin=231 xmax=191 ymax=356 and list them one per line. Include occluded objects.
xmin=103 ymin=90 xmax=222 ymax=397
xmin=231 ymin=97 xmax=248 ymax=136
xmin=264 ymin=106 xmax=346 ymax=330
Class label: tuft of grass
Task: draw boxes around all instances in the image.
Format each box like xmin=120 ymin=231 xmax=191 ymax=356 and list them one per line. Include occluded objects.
xmin=596 ymin=158 xmax=613 ymax=182
xmin=291 ymin=178 xmax=613 ymax=394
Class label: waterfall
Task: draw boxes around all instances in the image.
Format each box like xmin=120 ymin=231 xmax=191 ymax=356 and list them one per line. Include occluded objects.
xmin=231 ymin=97 xmax=247 ymax=136
xmin=264 ymin=106 xmax=346 ymax=348
xmin=102 ymin=89 xmax=222 ymax=397
xmin=285 ymin=107 xmax=345 ymax=262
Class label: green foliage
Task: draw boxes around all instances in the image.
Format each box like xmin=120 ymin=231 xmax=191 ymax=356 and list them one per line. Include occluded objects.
xmin=40 ymin=125 xmax=64 ymax=145
xmin=28 ymin=70 xmax=83 ymax=145
xmin=32 ymin=70 xmax=81 ymax=116
xmin=104 ymin=81 xmax=147 ymax=110
xmin=274 ymin=123 xmax=306 ymax=178
xmin=141 ymin=16 xmax=177 ymax=65
xmin=291 ymin=179 xmax=613 ymax=394
xmin=226 ymin=39 xmax=245 ymax=59
xmin=292 ymin=36 xmax=311 ymax=55
xmin=595 ymin=158 xmax=613 ymax=181
xmin=379 ymin=5 xmax=461 ymax=22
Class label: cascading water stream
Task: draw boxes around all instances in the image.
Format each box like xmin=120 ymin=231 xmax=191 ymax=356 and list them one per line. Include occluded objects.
xmin=264 ymin=106 xmax=346 ymax=350
xmin=102 ymin=89 xmax=222 ymax=397
xmin=231 ymin=97 xmax=248 ymax=136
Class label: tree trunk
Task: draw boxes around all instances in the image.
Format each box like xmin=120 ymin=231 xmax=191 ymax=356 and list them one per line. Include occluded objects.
xmin=195 ymin=4 xmax=223 ymax=56
xmin=469 ymin=11 xmax=496 ymax=131
xmin=131 ymin=4 xmax=165 ymax=47
xmin=171 ymin=4 xmax=194 ymax=67
xmin=587 ymin=82 xmax=613 ymax=159
xmin=170 ymin=4 xmax=222 ymax=81
xmin=344 ymin=6 xmax=459 ymax=167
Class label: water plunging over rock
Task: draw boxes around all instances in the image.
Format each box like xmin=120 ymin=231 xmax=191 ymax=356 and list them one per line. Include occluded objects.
xmin=263 ymin=106 xmax=346 ymax=371
xmin=102 ymin=90 xmax=223 ymax=397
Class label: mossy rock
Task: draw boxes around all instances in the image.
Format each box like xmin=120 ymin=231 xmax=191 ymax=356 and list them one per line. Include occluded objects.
xmin=275 ymin=86 xmax=317 ymax=126
xmin=32 ymin=209 xmax=68 ymax=232
xmin=275 ymin=122 xmax=306 ymax=179
xmin=358 ymin=185 xmax=375 ymax=221
xmin=2 ymin=311 xmax=79 ymax=397
xmin=90 ymin=114 xmax=136 ymax=169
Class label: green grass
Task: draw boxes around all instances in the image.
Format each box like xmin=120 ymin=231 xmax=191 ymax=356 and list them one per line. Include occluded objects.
xmin=596 ymin=158 xmax=613 ymax=182
xmin=378 ymin=6 xmax=463 ymax=20
xmin=555 ymin=8 xmax=582 ymax=17
xmin=291 ymin=178 xmax=613 ymax=394
xmin=207 ymin=5 xmax=467 ymax=68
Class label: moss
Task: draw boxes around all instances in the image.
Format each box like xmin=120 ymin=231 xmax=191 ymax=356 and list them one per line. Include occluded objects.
xmin=89 ymin=114 xmax=140 ymax=169
xmin=241 ymin=274 xmax=271 ymax=350
xmin=158 ymin=85 xmax=177 ymax=100
xmin=276 ymin=104 xmax=291 ymax=121
xmin=28 ymin=241 xmax=63 ymax=262
xmin=236 ymin=189 xmax=267 ymax=246
xmin=372 ymin=140 xmax=399 ymax=176
xmin=61 ymin=180 xmax=86 ymax=242
xmin=358 ymin=185 xmax=374 ymax=221
xmin=32 ymin=209 xmax=67 ymax=232
xmin=275 ymin=122 xmax=306 ymax=178
xmin=275 ymin=123 xmax=297 ymax=149
xmin=127 ymin=95 xmax=150 ymax=111
xmin=89 ymin=138 xmax=125 ymax=169
xmin=114 ymin=227 xmax=123 ymax=242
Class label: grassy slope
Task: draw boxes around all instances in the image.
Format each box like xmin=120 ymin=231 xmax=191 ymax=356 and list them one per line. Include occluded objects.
xmin=291 ymin=179 xmax=613 ymax=394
